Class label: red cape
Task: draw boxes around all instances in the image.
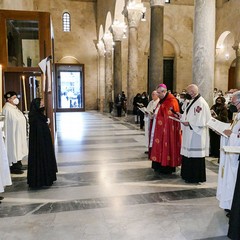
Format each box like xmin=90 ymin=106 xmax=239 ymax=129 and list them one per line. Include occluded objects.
xmin=149 ymin=93 xmax=182 ymax=167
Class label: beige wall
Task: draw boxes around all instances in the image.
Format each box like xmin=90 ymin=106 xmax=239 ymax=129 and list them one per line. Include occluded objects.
xmin=3 ymin=0 xmax=240 ymax=109
xmin=35 ymin=0 xmax=98 ymax=110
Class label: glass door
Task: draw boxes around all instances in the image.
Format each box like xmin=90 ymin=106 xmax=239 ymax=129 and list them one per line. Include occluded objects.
xmin=56 ymin=64 xmax=84 ymax=111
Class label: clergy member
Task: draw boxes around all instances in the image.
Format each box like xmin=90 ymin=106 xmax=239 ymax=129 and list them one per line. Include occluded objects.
xmin=149 ymin=84 xmax=182 ymax=174
xmin=228 ymin=155 xmax=240 ymax=239
xmin=180 ymin=84 xmax=211 ymax=183
xmin=144 ymin=90 xmax=159 ymax=153
xmin=217 ymin=91 xmax=240 ymax=212
xmin=0 ymin=120 xmax=12 ymax=202
xmin=2 ymin=91 xmax=28 ymax=174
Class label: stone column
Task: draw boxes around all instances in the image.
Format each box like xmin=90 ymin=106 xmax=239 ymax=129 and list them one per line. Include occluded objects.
xmin=126 ymin=2 xmax=146 ymax=113
xmin=233 ymin=42 xmax=240 ymax=89
xmin=192 ymin=0 xmax=216 ymax=105
xmin=149 ymin=0 xmax=164 ymax=95
xmin=96 ymin=40 xmax=106 ymax=112
xmin=103 ymin=32 xmax=114 ymax=113
xmin=111 ymin=21 xmax=126 ymax=100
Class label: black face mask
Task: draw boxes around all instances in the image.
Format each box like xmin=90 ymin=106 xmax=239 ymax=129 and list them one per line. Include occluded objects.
xmin=229 ymin=104 xmax=237 ymax=113
xmin=185 ymin=93 xmax=192 ymax=100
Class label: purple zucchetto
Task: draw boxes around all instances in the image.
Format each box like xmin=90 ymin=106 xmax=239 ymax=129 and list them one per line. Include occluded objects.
xmin=158 ymin=83 xmax=167 ymax=89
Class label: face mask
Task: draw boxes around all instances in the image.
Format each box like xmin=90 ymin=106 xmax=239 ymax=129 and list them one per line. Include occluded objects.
xmin=179 ymin=99 xmax=184 ymax=103
xmin=229 ymin=104 xmax=238 ymax=113
xmin=142 ymin=96 xmax=145 ymax=99
xmin=185 ymin=93 xmax=192 ymax=100
xmin=13 ymin=98 xmax=19 ymax=105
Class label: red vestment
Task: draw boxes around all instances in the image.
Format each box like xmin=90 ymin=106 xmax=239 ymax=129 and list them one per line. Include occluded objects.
xmin=149 ymin=93 xmax=182 ymax=167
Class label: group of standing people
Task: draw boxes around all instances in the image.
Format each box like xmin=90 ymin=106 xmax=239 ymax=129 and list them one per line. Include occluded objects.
xmin=143 ymin=83 xmax=240 ymax=239
xmin=146 ymin=83 xmax=211 ymax=183
xmin=0 ymin=91 xmax=57 ymax=199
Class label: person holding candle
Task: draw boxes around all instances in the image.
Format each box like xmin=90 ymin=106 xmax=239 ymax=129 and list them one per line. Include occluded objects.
xmin=2 ymin=91 xmax=28 ymax=174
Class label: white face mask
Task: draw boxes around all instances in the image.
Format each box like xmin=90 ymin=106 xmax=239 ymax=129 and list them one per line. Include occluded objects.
xmin=13 ymin=98 xmax=19 ymax=105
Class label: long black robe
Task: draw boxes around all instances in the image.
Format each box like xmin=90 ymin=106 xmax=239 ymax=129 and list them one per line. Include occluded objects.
xmin=228 ymin=158 xmax=240 ymax=239
xmin=27 ymin=106 xmax=57 ymax=188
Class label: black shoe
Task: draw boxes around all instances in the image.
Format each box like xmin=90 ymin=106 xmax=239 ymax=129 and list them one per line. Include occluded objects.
xmin=0 ymin=196 xmax=4 ymax=200
xmin=144 ymin=151 xmax=149 ymax=154
xmin=10 ymin=168 xmax=24 ymax=174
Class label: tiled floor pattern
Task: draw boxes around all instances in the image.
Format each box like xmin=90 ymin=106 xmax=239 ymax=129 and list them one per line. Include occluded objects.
xmin=0 ymin=111 xmax=230 ymax=240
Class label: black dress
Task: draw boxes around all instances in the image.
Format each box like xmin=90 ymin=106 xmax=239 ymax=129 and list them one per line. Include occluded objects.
xmin=228 ymin=158 xmax=240 ymax=239
xmin=209 ymin=102 xmax=228 ymax=158
xmin=27 ymin=100 xmax=57 ymax=188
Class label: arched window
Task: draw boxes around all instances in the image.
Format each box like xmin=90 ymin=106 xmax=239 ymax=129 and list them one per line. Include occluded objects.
xmin=62 ymin=12 xmax=71 ymax=32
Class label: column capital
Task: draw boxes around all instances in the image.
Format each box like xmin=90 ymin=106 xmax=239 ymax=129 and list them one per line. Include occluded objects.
xmin=103 ymin=32 xmax=113 ymax=56
xmin=150 ymin=0 xmax=165 ymax=7
xmin=125 ymin=2 xmax=146 ymax=28
xmin=96 ymin=40 xmax=105 ymax=57
xmin=111 ymin=20 xmax=127 ymax=42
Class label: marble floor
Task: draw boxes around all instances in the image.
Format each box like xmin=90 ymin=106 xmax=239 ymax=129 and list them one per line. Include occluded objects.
xmin=0 ymin=111 xmax=230 ymax=240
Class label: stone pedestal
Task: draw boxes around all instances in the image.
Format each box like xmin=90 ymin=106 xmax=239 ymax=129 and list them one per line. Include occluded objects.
xmin=192 ymin=0 xmax=216 ymax=105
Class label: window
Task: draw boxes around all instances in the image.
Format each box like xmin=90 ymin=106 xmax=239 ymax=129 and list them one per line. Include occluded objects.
xmin=62 ymin=12 xmax=71 ymax=32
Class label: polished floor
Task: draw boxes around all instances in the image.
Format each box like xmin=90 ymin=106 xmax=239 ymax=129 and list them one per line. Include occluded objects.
xmin=0 ymin=111 xmax=230 ymax=240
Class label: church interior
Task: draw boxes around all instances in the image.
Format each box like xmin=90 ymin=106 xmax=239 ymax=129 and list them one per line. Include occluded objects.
xmin=0 ymin=0 xmax=239 ymax=239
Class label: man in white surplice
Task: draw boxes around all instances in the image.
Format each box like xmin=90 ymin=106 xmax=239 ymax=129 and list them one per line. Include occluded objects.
xmin=144 ymin=91 xmax=159 ymax=152
xmin=217 ymin=90 xmax=240 ymax=211
xmin=180 ymin=84 xmax=211 ymax=183
xmin=2 ymin=91 xmax=28 ymax=174
xmin=0 ymin=120 xmax=12 ymax=200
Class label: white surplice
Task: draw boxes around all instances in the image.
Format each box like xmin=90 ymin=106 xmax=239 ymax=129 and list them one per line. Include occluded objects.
xmin=0 ymin=125 xmax=12 ymax=193
xmin=180 ymin=96 xmax=211 ymax=158
xmin=144 ymin=98 xmax=159 ymax=147
xmin=217 ymin=113 xmax=240 ymax=210
xmin=2 ymin=102 xmax=28 ymax=165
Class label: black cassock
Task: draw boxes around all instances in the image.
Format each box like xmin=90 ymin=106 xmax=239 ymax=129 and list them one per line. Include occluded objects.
xmin=228 ymin=157 xmax=240 ymax=239
xmin=27 ymin=108 xmax=57 ymax=188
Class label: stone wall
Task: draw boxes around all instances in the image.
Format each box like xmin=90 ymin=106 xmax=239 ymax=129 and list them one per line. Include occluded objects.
xmin=34 ymin=0 xmax=98 ymax=110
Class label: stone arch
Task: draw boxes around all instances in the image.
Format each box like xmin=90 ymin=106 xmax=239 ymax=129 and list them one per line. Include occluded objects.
xmin=215 ymin=31 xmax=235 ymax=92
xmin=114 ymin=0 xmax=125 ymax=22
xmin=216 ymin=31 xmax=235 ymax=64
xmin=57 ymin=56 xmax=81 ymax=64
xmin=98 ymin=25 xmax=104 ymax=41
xmin=164 ymin=34 xmax=182 ymax=58
xmin=105 ymin=11 xmax=112 ymax=33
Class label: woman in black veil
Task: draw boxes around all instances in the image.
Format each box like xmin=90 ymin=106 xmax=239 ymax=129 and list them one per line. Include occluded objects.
xmin=27 ymin=98 xmax=57 ymax=188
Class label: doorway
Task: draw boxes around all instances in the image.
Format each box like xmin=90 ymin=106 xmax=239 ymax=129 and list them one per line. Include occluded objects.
xmin=55 ymin=64 xmax=85 ymax=112
xmin=163 ymin=58 xmax=174 ymax=92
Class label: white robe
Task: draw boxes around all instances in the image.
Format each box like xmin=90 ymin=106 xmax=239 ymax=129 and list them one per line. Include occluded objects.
xmin=180 ymin=96 xmax=211 ymax=158
xmin=144 ymin=98 xmax=159 ymax=147
xmin=2 ymin=102 xmax=28 ymax=165
xmin=217 ymin=113 xmax=240 ymax=210
xmin=0 ymin=123 xmax=12 ymax=193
